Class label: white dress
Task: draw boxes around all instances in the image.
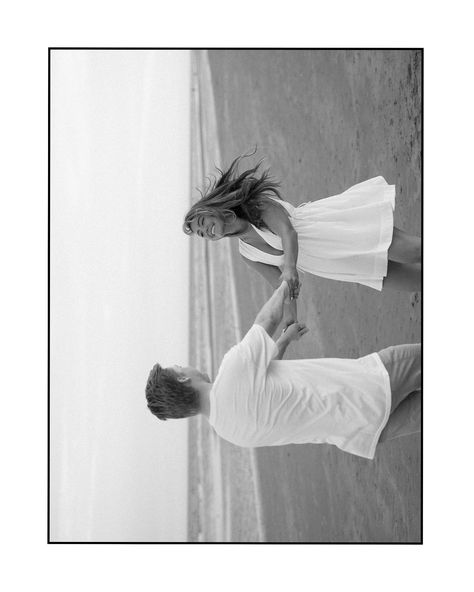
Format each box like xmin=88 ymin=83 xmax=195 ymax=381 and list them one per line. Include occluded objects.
xmin=238 ymin=176 xmax=396 ymax=290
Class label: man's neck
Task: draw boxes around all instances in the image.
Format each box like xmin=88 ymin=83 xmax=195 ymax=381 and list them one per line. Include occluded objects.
xmin=198 ymin=382 xmax=213 ymax=419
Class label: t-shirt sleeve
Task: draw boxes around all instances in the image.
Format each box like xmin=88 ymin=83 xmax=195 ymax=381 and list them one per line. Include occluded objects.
xmin=234 ymin=324 xmax=278 ymax=368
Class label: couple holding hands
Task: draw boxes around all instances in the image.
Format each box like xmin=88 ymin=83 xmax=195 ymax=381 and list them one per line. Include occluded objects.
xmin=146 ymin=153 xmax=421 ymax=459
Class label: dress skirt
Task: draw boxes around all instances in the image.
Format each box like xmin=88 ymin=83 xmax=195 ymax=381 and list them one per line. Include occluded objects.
xmin=239 ymin=176 xmax=396 ymax=291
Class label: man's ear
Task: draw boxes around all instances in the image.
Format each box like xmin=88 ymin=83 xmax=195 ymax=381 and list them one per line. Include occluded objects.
xmin=177 ymin=376 xmax=191 ymax=384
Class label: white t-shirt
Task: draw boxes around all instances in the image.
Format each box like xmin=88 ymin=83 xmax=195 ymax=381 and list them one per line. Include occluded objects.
xmin=209 ymin=324 xmax=391 ymax=459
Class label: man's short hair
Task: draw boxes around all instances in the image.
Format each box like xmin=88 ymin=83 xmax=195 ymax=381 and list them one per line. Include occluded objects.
xmin=145 ymin=363 xmax=200 ymax=421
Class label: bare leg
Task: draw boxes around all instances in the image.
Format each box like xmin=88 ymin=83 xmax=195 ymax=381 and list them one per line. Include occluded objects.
xmin=383 ymin=260 xmax=421 ymax=292
xmin=379 ymin=390 xmax=421 ymax=442
xmin=388 ymin=227 xmax=421 ymax=265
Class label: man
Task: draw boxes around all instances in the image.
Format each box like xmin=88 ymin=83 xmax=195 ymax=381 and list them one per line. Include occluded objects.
xmin=145 ymin=282 xmax=421 ymax=459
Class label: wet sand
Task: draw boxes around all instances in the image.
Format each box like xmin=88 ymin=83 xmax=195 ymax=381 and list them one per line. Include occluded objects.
xmin=206 ymin=49 xmax=422 ymax=542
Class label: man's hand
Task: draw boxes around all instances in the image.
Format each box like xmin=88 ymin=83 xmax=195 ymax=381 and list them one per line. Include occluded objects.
xmin=282 ymin=321 xmax=309 ymax=342
xmin=275 ymin=320 xmax=308 ymax=359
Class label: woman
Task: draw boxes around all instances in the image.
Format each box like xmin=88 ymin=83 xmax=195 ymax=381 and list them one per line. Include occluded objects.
xmin=183 ymin=153 xmax=421 ymax=327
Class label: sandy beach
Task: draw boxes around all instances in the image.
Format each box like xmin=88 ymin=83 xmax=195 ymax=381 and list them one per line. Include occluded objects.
xmin=188 ymin=49 xmax=421 ymax=542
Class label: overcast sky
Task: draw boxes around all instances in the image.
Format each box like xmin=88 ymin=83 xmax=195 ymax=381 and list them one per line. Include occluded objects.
xmin=50 ymin=50 xmax=190 ymax=541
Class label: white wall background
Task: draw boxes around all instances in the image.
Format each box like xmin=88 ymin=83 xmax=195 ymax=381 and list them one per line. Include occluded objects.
xmin=2 ymin=4 xmax=473 ymax=589
xmin=50 ymin=50 xmax=190 ymax=541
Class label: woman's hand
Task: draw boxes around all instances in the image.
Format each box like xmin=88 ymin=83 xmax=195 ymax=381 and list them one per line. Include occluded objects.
xmin=282 ymin=321 xmax=309 ymax=342
xmin=280 ymin=266 xmax=301 ymax=300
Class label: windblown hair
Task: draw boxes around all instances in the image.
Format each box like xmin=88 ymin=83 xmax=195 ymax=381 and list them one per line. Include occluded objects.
xmin=183 ymin=151 xmax=282 ymax=234
xmin=145 ymin=364 xmax=200 ymax=421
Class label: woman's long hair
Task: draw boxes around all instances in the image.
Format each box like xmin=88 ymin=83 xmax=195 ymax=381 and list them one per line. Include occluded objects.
xmin=183 ymin=151 xmax=282 ymax=234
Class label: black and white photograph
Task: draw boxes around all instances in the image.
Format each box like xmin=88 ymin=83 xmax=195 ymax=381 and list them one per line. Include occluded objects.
xmin=49 ymin=48 xmax=422 ymax=543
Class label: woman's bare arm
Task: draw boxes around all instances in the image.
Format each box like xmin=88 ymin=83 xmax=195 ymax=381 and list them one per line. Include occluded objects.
xmin=242 ymin=257 xmax=297 ymax=328
xmin=261 ymin=201 xmax=300 ymax=299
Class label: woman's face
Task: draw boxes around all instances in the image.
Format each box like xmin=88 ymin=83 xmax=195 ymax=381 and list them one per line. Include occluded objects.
xmin=188 ymin=213 xmax=226 ymax=241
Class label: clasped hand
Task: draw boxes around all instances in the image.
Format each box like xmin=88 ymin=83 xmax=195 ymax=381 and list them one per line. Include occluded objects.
xmin=280 ymin=266 xmax=301 ymax=300
xmin=282 ymin=321 xmax=309 ymax=341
